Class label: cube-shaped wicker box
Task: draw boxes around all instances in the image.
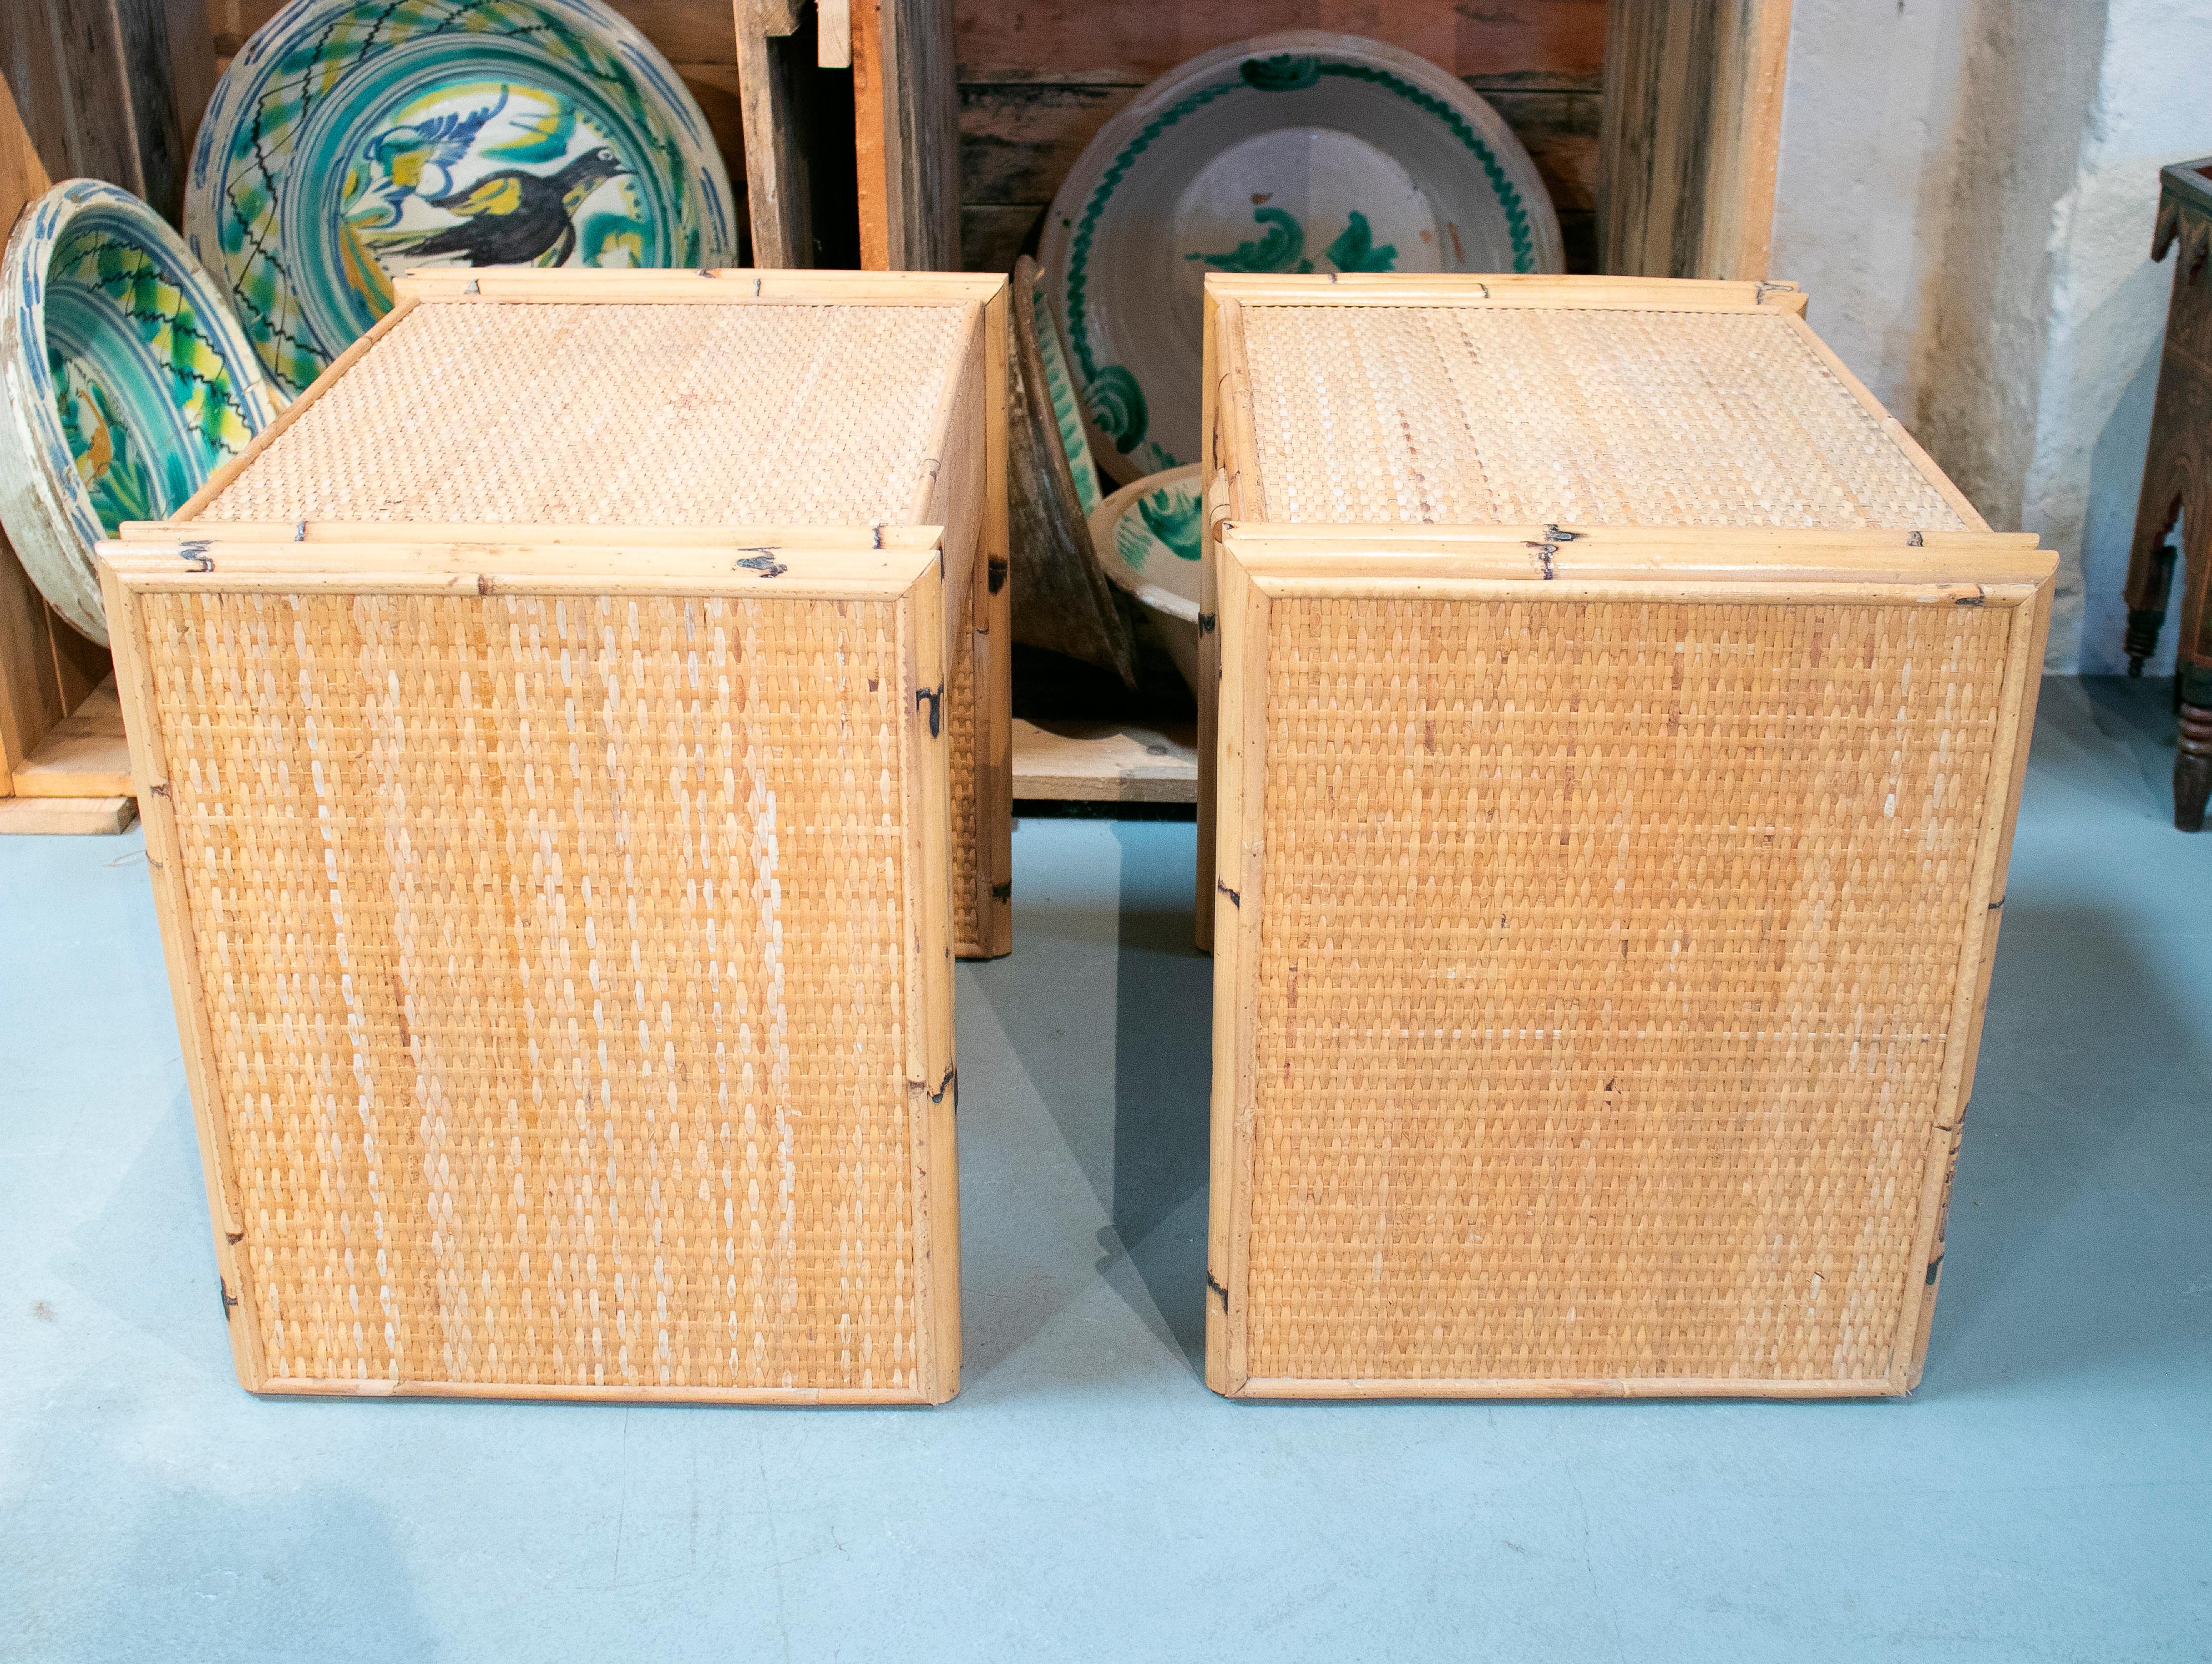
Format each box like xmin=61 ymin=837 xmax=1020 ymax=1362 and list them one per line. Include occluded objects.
xmin=100 ymin=268 xmax=1011 ymax=1403
xmin=1198 ymin=274 xmax=2056 ymax=1399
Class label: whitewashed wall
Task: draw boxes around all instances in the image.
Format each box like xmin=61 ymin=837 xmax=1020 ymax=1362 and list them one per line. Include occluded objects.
xmin=1770 ymin=0 xmax=2212 ymax=673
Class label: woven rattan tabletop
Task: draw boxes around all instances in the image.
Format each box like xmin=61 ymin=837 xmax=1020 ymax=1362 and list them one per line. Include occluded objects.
xmin=198 ymin=298 xmax=980 ymax=527
xmin=1238 ymin=302 xmax=1967 ymax=531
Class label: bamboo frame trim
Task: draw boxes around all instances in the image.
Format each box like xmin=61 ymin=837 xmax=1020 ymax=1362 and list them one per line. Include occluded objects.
xmin=112 ymin=522 xmax=949 ymax=549
xmin=1886 ymin=565 xmax=2047 ymax=1389
xmin=1219 ymin=527 xmax=2056 ymax=593
xmin=1203 ymin=273 xmax=1809 ymax=314
xmin=254 ymin=1379 xmax=943 ymax=1403
xmin=1204 ymin=541 xmax=1270 ymax=1395
xmin=1231 ymin=1376 xmax=1904 ymax=1401
xmin=98 ymin=540 xmax=939 ymax=596
xmin=394 ymin=268 xmax=1006 ymax=306
xmin=967 ymin=280 xmax=1015 ymax=957
xmin=99 ymin=571 xmax=266 ymax=1389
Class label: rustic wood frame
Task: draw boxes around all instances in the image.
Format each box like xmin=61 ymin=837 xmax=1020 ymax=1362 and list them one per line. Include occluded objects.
xmin=1196 ymin=272 xmax=2057 ymax=1399
xmin=1601 ymin=0 xmax=1793 ymax=281
xmin=0 ymin=6 xmax=215 ymax=831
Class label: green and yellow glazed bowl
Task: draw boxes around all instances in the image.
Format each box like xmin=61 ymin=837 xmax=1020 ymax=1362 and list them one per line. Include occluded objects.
xmin=185 ymin=0 xmax=740 ymax=401
xmin=0 ymin=180 xmax=279 ymax=645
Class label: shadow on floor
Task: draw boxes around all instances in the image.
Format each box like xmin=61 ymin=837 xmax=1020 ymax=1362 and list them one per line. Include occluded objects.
xmin=6 ymin=1364 xmax=436 ymax=1664
xmin=1110 ymin=827 xmax=1211 ymax=1379
xmin=2077 ymin=674 xmax=2181 ymax=811
xmin=1922 ymin=886 xmax=2212 ymax=1394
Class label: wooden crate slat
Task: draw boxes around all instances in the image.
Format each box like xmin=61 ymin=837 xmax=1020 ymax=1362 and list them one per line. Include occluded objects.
xmin=0 ymin=793 xmax=136 ymax=834
xmin=9 ymin=677 xmax=132 ymax=798
xmin=1011 ymin=719 xmax=1196 ymax=803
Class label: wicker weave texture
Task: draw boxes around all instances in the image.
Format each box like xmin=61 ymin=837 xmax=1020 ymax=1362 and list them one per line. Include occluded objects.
xmin=948 ymin=595 xmax=981 ymax=955
xmin=1241 ymin=306 xmax=1966 ymax=530
xmin=1242 ymin=595 xmax=2014 ymax=1385
xmin=139 ymin=587 xmax=938 ymax=1396
xmin=201 ymin=301 xmax=976 ymax=527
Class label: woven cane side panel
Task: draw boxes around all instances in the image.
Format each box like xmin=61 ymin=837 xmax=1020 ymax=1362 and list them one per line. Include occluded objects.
xmin=948 ymin=600 xmax=980 ymax=955
xmin=141 ymin=590 xmax=925 ymax=1393
xmin=1241 ymin=307 xmax=1966 ymax=531
xmin=201 ymin=301 xmax=974 ymax=527
xmin=1244 ymin=597 xmax=2013 ymax=1384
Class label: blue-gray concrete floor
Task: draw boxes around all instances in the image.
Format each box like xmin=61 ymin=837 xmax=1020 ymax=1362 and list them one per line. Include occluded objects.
xmin=3 ymin=676 xmax=2207 ymax=1663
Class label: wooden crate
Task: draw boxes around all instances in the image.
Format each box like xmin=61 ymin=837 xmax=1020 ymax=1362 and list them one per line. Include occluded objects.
xmin=1197 ymin=273 xmax=2054 ymax=1398
xmin=101 ymin=267 xmax=1009 ymax=1403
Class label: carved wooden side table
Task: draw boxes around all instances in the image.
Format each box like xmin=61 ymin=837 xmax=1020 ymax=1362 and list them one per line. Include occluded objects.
xmin=2126 ymin=157 xmax=2212 ymax=831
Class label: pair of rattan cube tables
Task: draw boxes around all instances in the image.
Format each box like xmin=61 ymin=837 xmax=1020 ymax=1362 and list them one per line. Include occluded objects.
xmin=101 ymin=268 xmax=2053 ymax=1406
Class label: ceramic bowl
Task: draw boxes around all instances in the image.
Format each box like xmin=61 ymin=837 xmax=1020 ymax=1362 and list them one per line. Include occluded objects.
xmin=1091 ymin=464 xmax=1204 ymax=693
xmin=1025 ymin=258 xmax=1102 ymax=516
xmin=0 ymin=180 xmax=280 ymax=644
xmin=1041 ymin=30 xmax=1561 ymax=488
xmin=186 ymin=0 xmax=739 ymax=400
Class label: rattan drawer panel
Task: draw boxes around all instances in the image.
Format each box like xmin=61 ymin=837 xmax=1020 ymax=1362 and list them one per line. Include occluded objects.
xmin=1200 ymin=275 xmax=2056 ymax=1399
xmin=101 ymin=271 xmax=1010 ymax=1403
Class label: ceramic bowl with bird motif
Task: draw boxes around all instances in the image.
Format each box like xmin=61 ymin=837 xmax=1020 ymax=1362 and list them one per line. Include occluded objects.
xmin=0 ymin=180 xmax=280 ymax=645
xmin=185 ymin=0 xmax=739 ymax=401
xmin=1090 ymin=464 xmax=1206 ymax=694
xmin=1040 ymin=31 xmax=1560 ymax=489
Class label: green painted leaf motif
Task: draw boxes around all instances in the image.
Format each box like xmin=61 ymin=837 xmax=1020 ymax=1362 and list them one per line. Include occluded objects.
xmin=1323 ymin=210 xmax=1398 ymax=272
xmin=1241 ymin=54 xmax=1320 ymax=92
xmin=1187 ymin=206 xmax=1305 ymax=273
xmin=580 ymin=210 xmax=648 ymax=265
xmin=1137 ymin=488 xmax=1203 ymax=561
xmin=1085 ymin=364 xmax=1148 ymax=455
xmin=484 ymin=99 xmax=577 ymax=164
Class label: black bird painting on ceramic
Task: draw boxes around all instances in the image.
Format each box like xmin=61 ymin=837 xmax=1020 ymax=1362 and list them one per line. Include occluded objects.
xmin=397 ymin=148 xmax=629 ymax=266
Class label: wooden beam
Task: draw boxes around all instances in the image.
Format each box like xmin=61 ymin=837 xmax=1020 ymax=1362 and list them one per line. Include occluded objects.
xmin=854 ymin=0 xmax=957 ymax=270
xmin=1598 ymin=0 xmax=1791 ymax=281
xmin=1 ymin=1 xmax=203 ymax=220
xmin=737 ymin=0 xmax=816 ymax=266
xmin=0 ymin=62 xmax=77 ymax=799
xmin=0 ymin=794 xmax=137 ymax=834
xmin=818 ymin=0 xmax=852 ymax=67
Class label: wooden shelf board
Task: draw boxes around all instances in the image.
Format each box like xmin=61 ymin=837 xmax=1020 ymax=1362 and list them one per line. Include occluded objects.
xmin=1012 ymin=717 xmax=1197 ymax=803
xmin=0 ymin=794 xmax=136 ymax=835
xmin=11 ymin=677 xmax=132 ymax=798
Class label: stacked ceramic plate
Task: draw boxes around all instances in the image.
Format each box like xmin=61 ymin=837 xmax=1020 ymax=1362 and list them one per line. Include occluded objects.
xmin=0 ymin=0 xmax=737 ymax=646
xmin=185 ymin=0 xmax=737 ymax=400
xmin=1040 ymin=31 xmax=1562 ymax=487
xmin=0 ymin=181 xmax=279 ymax=644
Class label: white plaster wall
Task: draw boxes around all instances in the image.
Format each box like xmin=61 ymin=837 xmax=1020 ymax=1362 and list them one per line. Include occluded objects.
xmin=2024 ymin=0 xmax=2212 ymax=674
xmin=1767 ymin=0 xmax=1971 ymax=419
xmin=1769 ymin=0 xmax=2211 ymax=673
